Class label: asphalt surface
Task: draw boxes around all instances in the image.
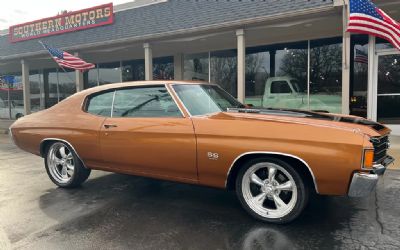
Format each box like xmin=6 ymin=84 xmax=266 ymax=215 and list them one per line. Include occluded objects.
xmin=1 ymin=134 xmax=400 ymax=250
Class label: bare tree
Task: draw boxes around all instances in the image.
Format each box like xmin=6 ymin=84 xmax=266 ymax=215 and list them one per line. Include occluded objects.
xmin=246 ymin=53 xmax=269 ymax=96
xmin=210 ymin=56 xmax=237 ymax=96
xmin=278 ymin=49 xmax=308 ymax=88
xmin=279 ymin=44 xmax=342 ymax=94
xmin=154 ymin=62 xmax=174 ymax=80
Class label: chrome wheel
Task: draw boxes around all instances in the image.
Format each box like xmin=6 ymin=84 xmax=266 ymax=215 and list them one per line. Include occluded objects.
xmin=47 ymin=142 xmax=75 ymax=184
xmin=242 ymin=162 xmax=297 ymax=219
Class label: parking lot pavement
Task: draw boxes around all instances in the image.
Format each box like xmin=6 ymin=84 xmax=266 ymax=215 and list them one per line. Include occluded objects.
xmin=1 ymin=135 xmax=400 ymax=250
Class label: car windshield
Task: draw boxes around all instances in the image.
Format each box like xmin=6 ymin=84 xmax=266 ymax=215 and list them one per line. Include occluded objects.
xmin=173 ymin=84 xmax=245 ymax=116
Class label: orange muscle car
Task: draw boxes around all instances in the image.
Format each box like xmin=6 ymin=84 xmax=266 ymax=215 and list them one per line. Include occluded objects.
xmin=9 ymin=81 xmax=395 ymax=223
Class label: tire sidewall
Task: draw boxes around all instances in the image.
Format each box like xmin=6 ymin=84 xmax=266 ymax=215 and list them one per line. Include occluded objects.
xmin=235 ymin=157 xmax=309 ymax=224
xmin=44 ymin=142 xmax=84 ymax=188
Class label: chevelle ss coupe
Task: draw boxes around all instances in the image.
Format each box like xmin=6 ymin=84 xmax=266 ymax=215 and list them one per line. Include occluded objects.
xmin=10 ymin=81 xmax=394 ymax=223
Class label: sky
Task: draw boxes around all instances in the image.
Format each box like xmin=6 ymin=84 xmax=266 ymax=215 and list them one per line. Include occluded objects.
xmin=0 ymin=0 xmax=131 ymax=30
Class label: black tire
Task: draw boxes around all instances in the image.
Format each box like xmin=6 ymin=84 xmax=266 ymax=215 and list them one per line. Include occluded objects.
xmin=44 ymin=141 xmax=91 ymax=188
xmin=235 ymin=157 xmax=309 ymax=224
xmin=15 ymin=113 xmax=23 ymax=119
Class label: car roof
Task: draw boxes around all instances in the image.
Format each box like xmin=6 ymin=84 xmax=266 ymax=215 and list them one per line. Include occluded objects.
xmin=79 ymin=80 xmax=213 ymax=96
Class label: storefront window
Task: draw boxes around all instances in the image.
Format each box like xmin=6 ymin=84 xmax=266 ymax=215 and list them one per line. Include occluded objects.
xmin=84 ymin=67 xmax=99 ymax=89
xmin=245 ymin=38 xmax=341 ymax=112
xmin=29 ymin=70 xmax=44 ymax=113
xmin=310 ymin=37 xmax=342 ymax=113
xmin=58 ymin=69 xmax=76 ymax=101
xmin=377 ymin=54 xmax=400 ymax=124
xmin=153 ymin=56 xmax=174 ymax=80
xmin=0 ymin=73 xmax=24 ymax=119
xmin=210 ymin=49 xmax=237 ymax=97
xmin=245 ymin=42 xmax=308 ymax=108
xmin=98 ymin=62 xmax=121 ymax=85
xmin=44 ymin=69 xmax=59 ymax=108
xmin=245 ymin=48 xmax=269 ymax=107
xmin=350 ymin=35 xmax=369 ymax=118
xmin=184 ymin=53 xmax=209 ymax=81
xmin=122 ymin=59 xmax=145 ymax=82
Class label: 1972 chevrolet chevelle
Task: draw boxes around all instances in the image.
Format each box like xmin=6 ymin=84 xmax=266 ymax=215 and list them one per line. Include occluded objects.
xmin=10 ymin=81 xmax=395 ymax=223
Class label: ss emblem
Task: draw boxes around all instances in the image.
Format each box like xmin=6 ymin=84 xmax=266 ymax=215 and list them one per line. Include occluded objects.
xmin=207 ymin=152 xmax=219 ymax=160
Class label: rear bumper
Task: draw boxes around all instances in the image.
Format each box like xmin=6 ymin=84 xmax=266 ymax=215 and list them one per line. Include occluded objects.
xmin=348 ymin=155 xmax=395 ymax=197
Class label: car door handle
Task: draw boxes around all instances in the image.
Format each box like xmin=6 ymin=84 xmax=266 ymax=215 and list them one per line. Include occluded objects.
xmin=104 ymin=124 xmax=118 ymax=129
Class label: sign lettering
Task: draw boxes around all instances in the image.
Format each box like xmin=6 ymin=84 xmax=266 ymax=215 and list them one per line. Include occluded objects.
xmin=9 ymin=3 xmax=113 ymax=43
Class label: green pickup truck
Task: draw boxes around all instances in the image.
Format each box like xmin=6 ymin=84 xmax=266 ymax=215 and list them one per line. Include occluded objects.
xmin=245 ymin=77 xmax=342 ymax=114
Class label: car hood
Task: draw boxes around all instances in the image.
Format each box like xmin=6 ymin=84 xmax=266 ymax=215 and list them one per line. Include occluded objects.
xmin=209 ymin=108 xmax=390 ymax=137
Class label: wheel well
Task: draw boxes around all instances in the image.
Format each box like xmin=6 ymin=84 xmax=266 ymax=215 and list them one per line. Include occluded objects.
xmin=226 ymin=153 xmax=318 ymax=193
xmin=40 ymin=140 xmax=58 ymax=157
xmin=39 ymin=139 xmax=87 ymax=168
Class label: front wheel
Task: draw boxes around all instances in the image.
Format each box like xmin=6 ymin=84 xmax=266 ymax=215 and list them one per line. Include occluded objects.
xmin=45 ymin=141 xmax=91 ymax=188
xmin=236 ymin=158 xmax=309 ymax=224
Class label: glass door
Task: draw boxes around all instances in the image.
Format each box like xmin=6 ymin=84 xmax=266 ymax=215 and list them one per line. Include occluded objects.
xmin=376 ymin=53 xmax=400 ymax=125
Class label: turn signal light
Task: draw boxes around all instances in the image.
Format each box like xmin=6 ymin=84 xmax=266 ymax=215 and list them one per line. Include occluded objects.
xmin=363 ymin=150 xmax=374 ymax=169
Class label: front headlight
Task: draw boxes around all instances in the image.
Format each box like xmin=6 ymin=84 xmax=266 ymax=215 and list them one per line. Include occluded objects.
xmin=362 ymin=149 xmax=374 ymax=170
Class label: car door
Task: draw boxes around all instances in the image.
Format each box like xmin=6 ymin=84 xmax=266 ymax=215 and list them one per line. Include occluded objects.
xmin=73 ymin=90 xmax=115 ymax=168
xmin=99 ymin=85 xmax=197 ymax=181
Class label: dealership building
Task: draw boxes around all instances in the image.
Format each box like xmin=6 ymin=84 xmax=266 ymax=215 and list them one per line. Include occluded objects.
xmin=1 ymin=0 xmax=400 ymax=134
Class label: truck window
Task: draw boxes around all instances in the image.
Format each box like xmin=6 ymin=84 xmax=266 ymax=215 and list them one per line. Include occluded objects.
xmin=291 ymin=80 xmax=306 ymax=93
xmin=271 ymin=81 xmax=292 ymax=94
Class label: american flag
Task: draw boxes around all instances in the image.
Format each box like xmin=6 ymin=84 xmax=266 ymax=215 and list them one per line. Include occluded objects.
xmin=353 ymin=48 xmax=390 ymax=79
xmin=347 ymin=0 xmax=400 ymax=51
xmin=354 ymin=49 xmax=368 ymax=64
xmin=40 ymin=42 xmax=95 ymax=71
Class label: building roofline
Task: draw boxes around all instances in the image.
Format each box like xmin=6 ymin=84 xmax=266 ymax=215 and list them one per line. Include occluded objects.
xmin=0 ymin=0 xmax=167 ymax=37
xmin=0 ymin=4 xmax=335 ymax=61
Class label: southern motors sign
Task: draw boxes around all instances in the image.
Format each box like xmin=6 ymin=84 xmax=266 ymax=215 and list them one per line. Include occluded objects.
xmin=9 ymin=3 xmax=113 ymax=43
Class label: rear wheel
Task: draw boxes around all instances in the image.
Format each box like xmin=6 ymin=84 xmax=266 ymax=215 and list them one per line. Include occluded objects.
xmin=236 ymin=158 xmax=309 ymax=224
xmin=44 ymin=141 xmax=91 ymax=188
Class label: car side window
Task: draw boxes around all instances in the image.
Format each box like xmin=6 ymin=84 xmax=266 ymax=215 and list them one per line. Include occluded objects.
xmin=112 ymin=86 xmax=182 ymax=118
xmin=270 ymin=81 xmax=292 ymax=94
xmin=86 ymin=91 xmax=114 ymax=117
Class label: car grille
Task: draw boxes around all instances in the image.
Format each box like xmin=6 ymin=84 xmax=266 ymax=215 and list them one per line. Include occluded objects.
xmin=370 ymin=135 xmax=390 ymax=163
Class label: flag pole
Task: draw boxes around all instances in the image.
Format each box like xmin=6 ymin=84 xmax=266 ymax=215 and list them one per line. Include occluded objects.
xmin=38 ymin=40 xmax=78 ymax=85
xmin=342 ymin=0 xmax=350 ymax=69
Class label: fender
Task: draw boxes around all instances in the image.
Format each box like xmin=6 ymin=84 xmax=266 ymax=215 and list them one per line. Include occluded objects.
xmin=226 ymin=151 xmax=319 ymax=193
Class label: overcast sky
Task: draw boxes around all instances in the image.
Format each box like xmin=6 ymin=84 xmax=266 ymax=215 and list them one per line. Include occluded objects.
xmin=0 ymin=0 xmax=131 ymax=30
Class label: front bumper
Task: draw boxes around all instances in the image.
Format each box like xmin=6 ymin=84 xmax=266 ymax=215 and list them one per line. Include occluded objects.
xmin=348 ymin=155 xmax=395 ymax=197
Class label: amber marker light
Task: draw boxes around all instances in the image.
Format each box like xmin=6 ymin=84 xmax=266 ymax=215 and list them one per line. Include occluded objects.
xmin=363 ymin=149 xmax=374 ymax=169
